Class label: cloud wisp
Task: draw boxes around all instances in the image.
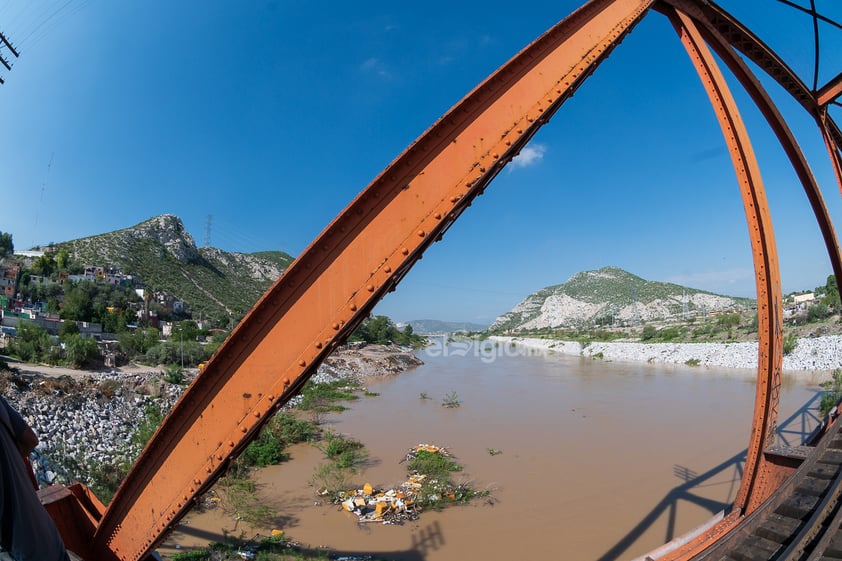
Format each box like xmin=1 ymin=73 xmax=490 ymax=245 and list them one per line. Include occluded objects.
xmin=509 ymin=143 xmax=547 ymax=170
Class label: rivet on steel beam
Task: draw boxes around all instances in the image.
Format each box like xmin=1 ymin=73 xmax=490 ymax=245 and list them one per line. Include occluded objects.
xmin=417 ymin=230 xmax=426 ymax=238
xmin=241 ymin=426 xmax=248 ymax=433
xmin=283 ymin=378 xmax=291 ymax=387
xmin=538 ymin=108 xmax=544 ymax=113
xmin=268 ymin=394 xmax=276 ymax=401
xmin=434 ymin=213 xmax=442 ymax=220
xmin=401 ymin=247 xmax=409 ymax=255
xmin=492 ymin=154 xmax=499 ymax=159
xmin=229 ymin=441 xmax=235 ymax=447
xmin=216 ymin=454 xmax=223 ymax=460
xmin=206 ymin=467 xmax=212 ymax=473
xmin=517 ymin=129 xmax=523 ymax=134
xmin=254 ymin=411 xmax=261 ymax=418
xmin=505 ymin=141 xmax=511 ymax=146
xmin=194 ymin=479 xmax=202 ymax=485
xmin=479 ymin=167 xmax=486 ymax=173
xmin=350 ymin=303 xmax=357 ymax=311
xmin=332 ymin=322 xmax=340 ymax=330
xmin=298 ymin=359 xmax=306 ymax=367
xmin=384 ymin=266 xmax=392 ymax=273
xmin=450 ymin=196 xmax=459 ymax=203
xmin=367 ymin=284 xmax=375 ymax=292
xmin=315 ymin=342 xmax=323 ymax=349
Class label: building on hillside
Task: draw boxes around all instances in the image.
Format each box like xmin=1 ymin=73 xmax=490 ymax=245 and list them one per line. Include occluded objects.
xmin=0 ymin=264 xmax=20 ymax=298
xmin=792 ymin=292 xmax=815 ymax=305
xmin=13 ymin=250 xmax=45 ymax=258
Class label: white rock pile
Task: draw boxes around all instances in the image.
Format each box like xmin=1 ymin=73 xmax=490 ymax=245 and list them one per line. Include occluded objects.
xmin=0 ymin=345 xmax=422 ymax=489
xmin=491 ymin=335 xmax=842 ymax=374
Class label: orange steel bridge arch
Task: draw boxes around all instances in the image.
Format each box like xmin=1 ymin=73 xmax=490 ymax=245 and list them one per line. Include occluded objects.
xmin=56 ymin=1 xmax=842 ymax=560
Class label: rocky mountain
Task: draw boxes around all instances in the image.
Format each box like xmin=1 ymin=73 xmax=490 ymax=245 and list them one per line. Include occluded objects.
xmin=58 ymin=215 xmax=294 ymax=321
xmin=490 ymin=266 xmax=754 ymax=332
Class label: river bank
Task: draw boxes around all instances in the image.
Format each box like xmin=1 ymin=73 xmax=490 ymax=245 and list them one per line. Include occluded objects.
xmin=490 ymin=335 xmax=842 ymax=379
xmin=0 ymin=344 xmax=421 ymax=488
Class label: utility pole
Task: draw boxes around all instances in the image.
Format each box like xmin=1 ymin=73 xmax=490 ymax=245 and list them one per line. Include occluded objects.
xmin=0 ymin=32 xmax=20 ymax=85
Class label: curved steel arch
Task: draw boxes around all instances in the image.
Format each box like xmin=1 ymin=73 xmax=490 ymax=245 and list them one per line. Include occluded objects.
xmin=49 ymin=1 xmax=842 ymax=560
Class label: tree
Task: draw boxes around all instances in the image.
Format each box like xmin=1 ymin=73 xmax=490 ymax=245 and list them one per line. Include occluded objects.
xmin=55 ymin=248 xmax=70 ymax=270
xmin=0 ymin=231 xmax=12 ymax=256
xmin=824 ymin=275 xmax=840 ymax=309
xmin=63 ymin=334 xmax=99 ymax=368
xmin=61 ymin=284 xmax=94 ymax=321
xmin=32 ymin=253 xmax=57 ymax=277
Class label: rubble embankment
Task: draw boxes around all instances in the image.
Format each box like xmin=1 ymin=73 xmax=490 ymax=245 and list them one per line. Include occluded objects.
xmin=490 ymin=335 xmax=842 ymax=377
xmin=0 ymin=344 xmax=421 ymax=486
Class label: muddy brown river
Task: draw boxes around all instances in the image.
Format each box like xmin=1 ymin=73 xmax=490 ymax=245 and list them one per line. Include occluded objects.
xmin=160 ymin=340 xmax=826 ymax=560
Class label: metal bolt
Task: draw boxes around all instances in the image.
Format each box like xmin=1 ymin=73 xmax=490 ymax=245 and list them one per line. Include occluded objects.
xmin=298 ymin=359 xmax=306 ymax=367
xmin=401 ymin=247 xmax=409 ymax=255
xmin=417 ymin=230 xmax=426 ymax=237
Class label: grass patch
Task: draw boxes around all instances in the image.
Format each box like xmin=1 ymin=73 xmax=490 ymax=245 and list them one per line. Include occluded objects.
xmin=242 ymin=413 xmax=317 ymax=468
xmin=298 ymin=379 xmax=361 ymax=413
xmin=684 ymin=358 xmax=701 ymax=366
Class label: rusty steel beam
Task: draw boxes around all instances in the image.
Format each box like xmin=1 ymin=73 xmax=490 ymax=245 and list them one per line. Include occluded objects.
xmin=817 ymin=71 xmax=842 ymax=107
xmin=658 ymin=1 xmax=842 ymax=339
xmin=665 ymin=3 xmax=783 ymax=548
xmin=662 ymin=0 xmax=842 ymax=256
xmin=88 ymin=1 xmax=657 ymax=559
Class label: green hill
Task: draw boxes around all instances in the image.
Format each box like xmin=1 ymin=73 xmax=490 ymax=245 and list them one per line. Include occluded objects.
xmin=57 ymin=215 xmax=294 ymax=323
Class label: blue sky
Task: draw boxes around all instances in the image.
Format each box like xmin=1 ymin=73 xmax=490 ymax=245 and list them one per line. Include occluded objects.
xmin=1 ymin=1 xmax=841 ymax=325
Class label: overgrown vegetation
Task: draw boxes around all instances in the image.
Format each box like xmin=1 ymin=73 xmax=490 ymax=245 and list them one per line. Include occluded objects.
xmin=310 ymin=431 xmax=369 ymax=495
xmin=405 ymin=449 xmax=488 ymax=509
xmin=820 ymin=369 xmax=842 ymax=417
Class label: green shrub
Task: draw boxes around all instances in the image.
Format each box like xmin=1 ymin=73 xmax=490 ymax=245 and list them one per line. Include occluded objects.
xmin=442 ymin=391 xmax=461 ymax=408
xmin=322 ymin=430 xmax=366 ymax=469
xmin=783 ymin=333 xmax=798 ymax=355
xmin=685 ymin=358 xmax=700 ymax=367
xmin=163 ymin=364 xmax=185 ymax=384
xmin=407 ymin=450 xmax=461 ymax=479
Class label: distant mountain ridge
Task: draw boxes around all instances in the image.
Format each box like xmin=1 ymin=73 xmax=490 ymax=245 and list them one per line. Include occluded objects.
xmin=58 ymin=214 xmax=294 ymax=321
xmin=490 ymin=266 xmax=754 ymax=332
xmin=401 ymin=319 xmax=488 ymax=334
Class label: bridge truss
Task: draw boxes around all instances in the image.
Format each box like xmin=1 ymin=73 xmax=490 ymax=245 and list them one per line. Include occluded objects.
xmin=41 ymin=1 xmax=842 ymax=560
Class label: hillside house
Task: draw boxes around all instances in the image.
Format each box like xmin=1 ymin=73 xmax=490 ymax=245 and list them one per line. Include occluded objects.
xmin=0 ymin=264 xmax=19 ymax=298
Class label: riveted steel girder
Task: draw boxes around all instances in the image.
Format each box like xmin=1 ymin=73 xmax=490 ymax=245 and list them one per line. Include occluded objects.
xmin=89 ymin=2 xmax=656 ymax=559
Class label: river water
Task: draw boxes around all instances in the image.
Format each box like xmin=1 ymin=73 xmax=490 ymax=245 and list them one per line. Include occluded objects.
xmin=161 ymin=340 xmax=827 ymax=560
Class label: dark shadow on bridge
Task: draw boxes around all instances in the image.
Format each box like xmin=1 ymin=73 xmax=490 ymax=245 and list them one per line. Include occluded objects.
xmin=165 ymin=519 xmax=441 ymax=561
xmin=595 ymin=389 xmax=823 ymax=561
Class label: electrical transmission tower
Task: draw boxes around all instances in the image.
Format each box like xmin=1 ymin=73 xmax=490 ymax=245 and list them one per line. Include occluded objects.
xmin=0 ymin=32 xmax=20 ymax=85
xmin=204 ymin=214 xmax=213 ymax=247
